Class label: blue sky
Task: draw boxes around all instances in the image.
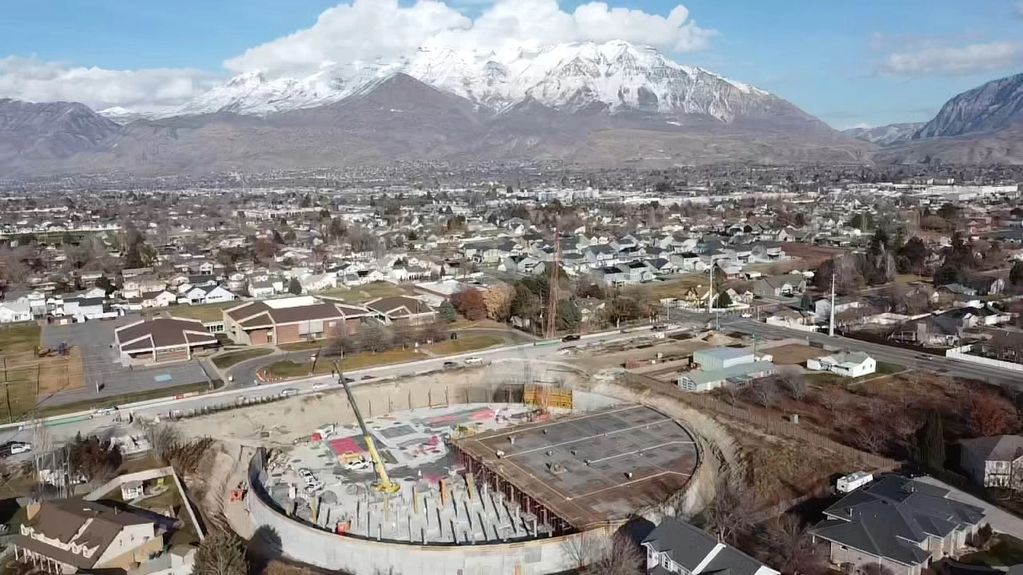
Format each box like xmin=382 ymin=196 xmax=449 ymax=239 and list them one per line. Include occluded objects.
xmin=1 ymin=0 xmax=1021 ymax=126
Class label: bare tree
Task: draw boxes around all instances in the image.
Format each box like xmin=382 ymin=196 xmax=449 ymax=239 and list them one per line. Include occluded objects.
xmin=562 ymin=530 xmax=643 ymax=574
xmin=853 ymin=426 xmax=888 ymax=454
xmin=747 ymin=379 xmax=779 ymax=409
xmin=706 ymin=471 xmax=755 ymax=545
xmin=763 ymin=514 xmax=830 ymax=575
xmin=779 ymin=371 xmax=807 ymax=401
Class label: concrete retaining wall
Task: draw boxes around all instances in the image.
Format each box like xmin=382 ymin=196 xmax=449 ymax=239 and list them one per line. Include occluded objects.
xmin=246 ymin=453 xmax=598 ymax=575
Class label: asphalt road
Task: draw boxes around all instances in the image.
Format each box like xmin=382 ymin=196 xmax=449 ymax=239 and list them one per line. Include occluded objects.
xmin=715 ymin=317 xmax=1023 ymax=388
xmin=0 ymin=327 xmax=655 ymax=449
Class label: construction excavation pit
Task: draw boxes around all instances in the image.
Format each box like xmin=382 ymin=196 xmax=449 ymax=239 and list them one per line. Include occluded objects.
xmin=242 ymin=372 xmax=703 ymax=574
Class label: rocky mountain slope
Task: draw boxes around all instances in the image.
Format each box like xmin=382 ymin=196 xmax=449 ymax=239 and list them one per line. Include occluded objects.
xmin=877 ymin=73 xmax=1023 ymax=165
xmin=0 ymin=98 xmax=120 ymax=164
xmin=0 ymin=42 xmax=876 ymax=174
xmin=843 ymin=123 xmax=923 ymax=146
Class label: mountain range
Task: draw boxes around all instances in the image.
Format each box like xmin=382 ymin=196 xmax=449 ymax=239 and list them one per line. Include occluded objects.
xmin=0 ymin=41 xmax=1020 ymax=174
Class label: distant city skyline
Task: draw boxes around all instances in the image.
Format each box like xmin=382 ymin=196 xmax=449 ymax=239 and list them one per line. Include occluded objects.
xmin=1 ymin=0 xmax=1021 ymax=127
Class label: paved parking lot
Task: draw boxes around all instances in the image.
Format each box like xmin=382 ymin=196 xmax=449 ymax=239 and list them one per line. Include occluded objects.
xmin=41 ymin=316 xmax=212 ymax=408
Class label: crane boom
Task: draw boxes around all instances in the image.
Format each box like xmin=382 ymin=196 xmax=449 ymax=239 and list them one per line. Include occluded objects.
xmin=333 ymin=360 xmax=399 ymax=494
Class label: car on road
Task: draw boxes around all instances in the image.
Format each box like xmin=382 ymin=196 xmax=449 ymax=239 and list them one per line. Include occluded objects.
xmin=0 ymin=442 xmax=32 ymax=458
xmin=311 ymin=382 xmax=329 ymax=391
xmin=561 ymin=334 xmax=581 ymax=342
xmin=650 ymin=324 xmax=667 ymax=331
xmin=464 ymin=357 xmax=483 ymax=366
xmin=93 ymin=407 xmax=117 ymax=417
xmin=740 ymin=312 xmax=753 ymax=318
xmin=361 ymin=375 xmax=375 ymax=380
xmin=442 ymin=361 xmax=457 ymax=369
xmin=280 ymin=388 xmax=299 ymax=398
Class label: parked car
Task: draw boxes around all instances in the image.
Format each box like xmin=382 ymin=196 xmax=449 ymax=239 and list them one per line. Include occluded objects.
xmin=561 ymin=334 xmax=581 ymax=342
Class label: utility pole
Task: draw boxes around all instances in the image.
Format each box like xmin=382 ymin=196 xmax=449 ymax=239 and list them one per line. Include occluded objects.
xmin=828 ymin=270 xmax=837 ymax=337
xmin=707 ymin=262 xmax=714 ymax=314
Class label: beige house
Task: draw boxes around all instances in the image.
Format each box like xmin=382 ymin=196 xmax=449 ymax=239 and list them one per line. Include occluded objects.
xmin=960 ymin=435 xmax=1023 ymax=490
xmin=223 ymin=296 xmax=372 ymax=345
xmin=12 ymin=500 xmax=166 ymax=574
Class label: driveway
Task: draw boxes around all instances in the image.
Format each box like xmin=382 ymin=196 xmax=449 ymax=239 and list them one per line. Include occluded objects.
xmin=916 ymin=476 xmax=1023 ymax=537
xmin=40 ymin=317 xmax=212 ymax=408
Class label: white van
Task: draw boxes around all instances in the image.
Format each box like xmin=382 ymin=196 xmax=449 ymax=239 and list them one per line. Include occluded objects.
xmin=464 ymin=357 xmax=484 ymax=366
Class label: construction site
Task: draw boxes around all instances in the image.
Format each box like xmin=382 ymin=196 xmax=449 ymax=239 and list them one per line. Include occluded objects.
xmin=233 ymin=361 xmax=705 ymax=574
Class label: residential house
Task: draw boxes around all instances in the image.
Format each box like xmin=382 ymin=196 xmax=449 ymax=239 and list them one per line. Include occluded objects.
xmin=752 ymin=274 xmax=807 ymax=298
xmin=0 ymin=297 xmax=33 ymax=323
xmin=959 ymin=435 xmax=1023 ymax=490
xmin=890 ymin=314 xmax=964 ymax=347
xmin=806 ymin=351 xmax=877 ymax=378
xmin=810 ymin=475 xmax=986 ymax=575
xmin=642 ymin=517 xmax=779 ymax=575
xmin=114 ymin=317 xmax=219 ymax=366
xmin=12 ymin=499 xmax=167 ymax=574
xmin=182 ymin=284 xmax=236 ymax=305
xmin=223 ymin=296 xmax=373 ymax=345
xmin=765 ymin=308 xmax=816 ymax=331
xmin=61 ymin=296 xmax=113 ymax=322
xmin=366 ymin=296 xmax=437 ymax=327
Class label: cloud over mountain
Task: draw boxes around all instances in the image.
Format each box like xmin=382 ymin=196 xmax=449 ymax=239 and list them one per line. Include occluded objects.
xmin=225 ymin=0 xmax=714 ymax=78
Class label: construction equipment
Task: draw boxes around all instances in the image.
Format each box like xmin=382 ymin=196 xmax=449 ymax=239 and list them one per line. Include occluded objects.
xmin=333 ymin=360 xmax=400 ymax=495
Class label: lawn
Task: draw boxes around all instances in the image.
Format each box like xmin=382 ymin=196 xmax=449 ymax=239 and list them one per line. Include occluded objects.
xmin=167 ymin=301 xmax=238 ymax=323
xmin=264 ymin=348 xmax=425 ymax=379
xmin=427 ymin=335 xmax=502 ymax=355
xmin=320 ymin=281 xmax=408 ymax=303
xmin=212 ymin=348 xmax=273 ymax=369
xmin=0 ymin=323 xmax=40 ymax=355
xmin=805 ymin=361 xmax=905 ymax=385
xmin=278 ymin=340 xmax=327 ymax=352
xmin=961 ymin=535 xmax=1023 ymax=567
xmin=640 ymin=275 xmax=707 ymax=301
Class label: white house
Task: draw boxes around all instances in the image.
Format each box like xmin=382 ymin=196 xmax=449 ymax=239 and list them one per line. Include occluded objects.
xmin=807 ymin=351 xmax=876 ymax=378
xmin=184 ymin=284 xmax=236 ymax=305
xmin=0 ymin=298 xmax=33 ymax=323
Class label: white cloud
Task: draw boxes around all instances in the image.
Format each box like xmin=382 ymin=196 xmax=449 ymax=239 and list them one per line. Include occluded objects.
xmin=226 ymin=0 xmax=714 ymax=77
xmin=0 ymin=56 xmax=215 ymax=111
xmin=878 ymin=41 xmax=1022 ymax=76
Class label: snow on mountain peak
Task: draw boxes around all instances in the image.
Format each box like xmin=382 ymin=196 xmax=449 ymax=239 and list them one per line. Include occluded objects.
xmin=169 ymin=40 xmax=775 ymax=121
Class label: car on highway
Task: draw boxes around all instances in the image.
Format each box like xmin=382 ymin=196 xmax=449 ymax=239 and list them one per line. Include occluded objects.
xmin=561 ymin=334 xmax=581 ymax=342
xmin=280 ymin=388 xmax=300 ymax=398
xmin=740 ymin=312 xmax=753 ymax=318
xmin=464 ymin=356 xmax=483 ymax=366
xmin=442 ymin=361 xmax=457 ymax=369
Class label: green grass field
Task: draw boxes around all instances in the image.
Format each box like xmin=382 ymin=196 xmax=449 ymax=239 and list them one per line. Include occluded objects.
xmin=166 ymin=302 xmax=238 ymax=323
xmin=212 ymin=348 xmax=273 ymax=369
xmin=264 ymin=348 xmax=426 ymax=379
xmin=426 ymin=335 xmax=502 ymax=355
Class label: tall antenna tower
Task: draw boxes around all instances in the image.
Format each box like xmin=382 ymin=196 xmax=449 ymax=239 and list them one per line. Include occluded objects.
xmin=545 ymin=226 xmax=561 ymax=339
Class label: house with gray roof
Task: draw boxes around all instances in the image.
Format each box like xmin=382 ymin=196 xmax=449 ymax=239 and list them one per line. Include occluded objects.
xmin=642 ymin=517 xmax=779 ymax=575
xmin=960 ymin=435 xmax=1023 ymax=490
xmin=114 ymin=317 xmax=219 ymax=366
xmin=810 ymin=475 xmax=986 ymax=575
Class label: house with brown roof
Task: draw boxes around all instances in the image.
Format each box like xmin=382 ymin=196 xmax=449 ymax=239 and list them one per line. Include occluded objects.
xmin=365 ymin=296 xmax=437 ymax=327
xmin=12 ymin=499 xmax=166 ymax=573
xmin=223 ymin=295 xmax=373 ymax=345
xmin=114 ymin=317 xmax=219 ymax=366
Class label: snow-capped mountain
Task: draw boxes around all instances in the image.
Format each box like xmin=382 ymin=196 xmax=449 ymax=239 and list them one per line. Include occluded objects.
xmin=168 ymin=40 xmax=782 ymax=122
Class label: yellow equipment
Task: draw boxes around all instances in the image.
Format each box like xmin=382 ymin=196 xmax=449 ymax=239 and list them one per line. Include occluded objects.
xmin=334 ymin=360 xmax=400 ymax=495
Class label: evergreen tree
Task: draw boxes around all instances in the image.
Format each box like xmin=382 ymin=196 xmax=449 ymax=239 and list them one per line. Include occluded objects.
xmin=438 ymin=300 xmax=457 ymax=323
xmin=288 ymin=277 xmax=302 ymax=295
xmin=919 ymin=410 xmax=946 ymax=470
